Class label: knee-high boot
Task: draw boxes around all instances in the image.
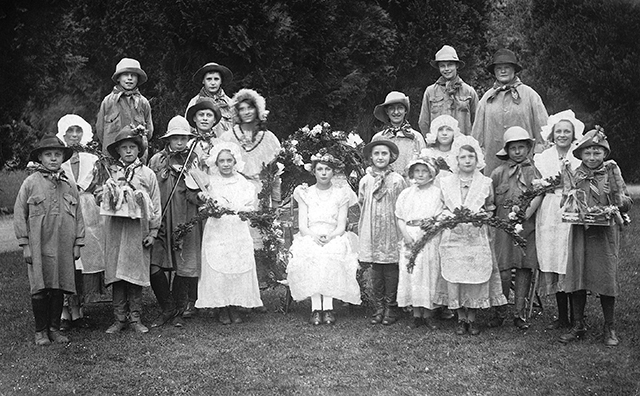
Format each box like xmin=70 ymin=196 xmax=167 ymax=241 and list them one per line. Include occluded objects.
xmin=600 ymin=295 xmax=618 ymax=346
xmin=559 ymin=290 xmax=587 ymax=343
xmin=150 ymin=271 xmax=176 ymax=328
xmin=48 ymin=290 xmax=69 ymax=343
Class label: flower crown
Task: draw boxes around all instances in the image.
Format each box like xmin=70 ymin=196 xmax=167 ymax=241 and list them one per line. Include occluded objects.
xmin=303 ymin=149 xmax=344 ymax=172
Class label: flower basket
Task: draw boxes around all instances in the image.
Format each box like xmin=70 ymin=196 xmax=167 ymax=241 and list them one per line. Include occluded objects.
xmin=561 ymin=211 xmax=614 ymax=226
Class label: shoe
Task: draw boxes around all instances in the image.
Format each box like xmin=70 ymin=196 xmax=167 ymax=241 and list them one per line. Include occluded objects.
xmin=423 ymin=318 xmax=438 ymax=330
xmin=229 ymin=307 xmax=243 ymax=324
xmin=172 ymin=315 xmax=185 ymax=328
xmin=309 ymin=310 xmax=322 ymax=326
xmin=150 ymin=309 xmax=178 ymax=328
xmin=370 ymin=309 xmax=384 ymax=325
xmin=456 ymin=320 xmax=468 ymax=335
xmin=440 ymin=308 xmax=455 ymax=320
xmin=381 ymin=307 xmax=397 ymax=326
xmin=513 ymin=317 xmax=530 ymax=330
xmin=468 ymin=322 xmax=481 ymax=336
xmin=71 ymin=317 xmax=92 ymax=329
xmin=323 ymin=310 xmax=336 ymax=325
xmin=219 ymin=308 xmax=232 ymax=325
xmin=546 ymin=319 xmax=571 ymax=330
xmin=603 ymin=324 xmax=619 ymax=347
xmin=409 ymin=317 xmax=424 ymax=329
xmin=48 ymin=328 xmax=70 ymax=343
xmin=60 ymin=319 xmax=72 ymax=332
xmin=559 ymin=322 xmax=587 ymax=344
xmin=182 ymin=302 xmax=197 ymax=319
xmin=34 ymin=331 xmax=51 ymax=346
xmin=130 ymin=321 xmax=149 ymax=334
xmin=105 ymin=321 xmax=127 ymax=334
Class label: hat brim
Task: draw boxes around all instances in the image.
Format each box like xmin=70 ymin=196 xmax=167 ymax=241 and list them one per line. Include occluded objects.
xmin=373 ymin=100 xmax=410 ymax=123
xmin=186 ymin=101 xmax=222 ymax=128
xmin=572 ymin=143 xmax=610 ymax=160
xmin=192 ymin=64 xmax=233 ymax=85
xmin=107 ymin=136 xmax=144 ymax=159
xmin=430 ymin=59 xmax=466 ymax=69
xmin=487 ymin=62 xmax=523 ymax=75
xmin=160 ymin=130 xmax=197 ymax=139
xmin=112 ymin=67 xmax=148 ymax=85
xmin=363 ymin=140 xmax=400 ymax=164
xmin=30 ymin=146 xmax=74 ymax=163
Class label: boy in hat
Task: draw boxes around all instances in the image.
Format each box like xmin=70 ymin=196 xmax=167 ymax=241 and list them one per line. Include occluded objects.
xmin=186 ymin=97 xmax=222 ymax=165
xmin=96 ymin=57 xmax=153 ymax=158
xmin=149 ymin=116 xmax=202 ymax=327
xmin=101 ymin=126 xmax=161 ymax=334
xmin=371 ymin=91 xmax=426 ymax=180
xmin=14 ymin=135 xmax=85 ymax=345
xmin=418 ymin=45 xmax=479 ymax=136
xmin=358 ymin=140 xmax=407 ymax=326
xmin=490 ymin=126 xmax=542 ymax=329
xmin=186 ymin=62 xmax=234 ymax=137
xmin=559 ymin=128 xmax=632 ymax=346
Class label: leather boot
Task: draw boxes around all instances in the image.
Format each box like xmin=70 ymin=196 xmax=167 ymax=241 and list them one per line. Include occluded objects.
xmin=150 ymin=271 xmax=177 ymax=328
xmin=382 ymin=306 xmax=398 ymax=325
xmin=48 ymin=291 xmax=69 ymax=343
xmin=603 ymin=323 xmax=619 ymax=347
xmin=129 ymin=312 xmax=149 ymax=334
xmin=559 ymin=320 xmax=587 ymax=343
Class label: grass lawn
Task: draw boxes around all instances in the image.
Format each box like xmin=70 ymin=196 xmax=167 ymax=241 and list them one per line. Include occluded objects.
xmin=0 ymin=213 xmax=639 ymax=395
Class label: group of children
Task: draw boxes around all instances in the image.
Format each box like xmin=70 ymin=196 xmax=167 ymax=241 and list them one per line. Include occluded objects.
xmin=14 ymin=56 xmax=631 ymax=349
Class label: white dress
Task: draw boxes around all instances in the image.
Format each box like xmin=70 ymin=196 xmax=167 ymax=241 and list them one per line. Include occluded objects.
xmin=196 ymin=173 xmax=263 ymax=308
xmin=395 ymin=183 xmax=444 ymax=309
xmin=287 ymin=184 xmax=361 ymax=304
xmin=534 ymin=146 xmax=581 ymax=295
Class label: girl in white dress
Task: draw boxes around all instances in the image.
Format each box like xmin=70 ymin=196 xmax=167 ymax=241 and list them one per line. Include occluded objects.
xmin=396 ymin=156 xmax=444 ymax=329
xmin=196 ymin=142 xmax=263 ymax=324
xmin=287 ymin=152 xmax=361 ymax=325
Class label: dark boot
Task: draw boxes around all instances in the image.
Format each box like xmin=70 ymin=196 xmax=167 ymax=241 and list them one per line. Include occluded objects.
xmin=32 ymin=292 xmax=51 ymax=346
xmin=513 ymin=269 xmax=532 ymax=329
xmin=559 ymin=319 xmax=587 ymax=343
xmin=369 ymin=264 xmax=385 ymax=324
xmin=172 ymin=276 xmax=188 ymax=326
xmin=48 ymin=290 xmax=69 ymax=343
xmin=150 ymin=271 xmax=177 ymax=328
xmin=602 ymin=323 xmax=619 ymax=347
xmin=600 ymin=295 xmax=618 ymax=346
xmin=559 ymin=291 xmax=587 ymax=343
xmin=182 ymin=277 xmax=199 ymax=318
xmin=547 ymin=292 xmax=571 ymax=329
xmin=382 ymin=305 xmax=398 ymax=325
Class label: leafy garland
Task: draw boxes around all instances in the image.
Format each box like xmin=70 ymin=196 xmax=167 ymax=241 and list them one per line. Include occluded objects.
xmin=503 ymin=174 xmax=561 ymax=223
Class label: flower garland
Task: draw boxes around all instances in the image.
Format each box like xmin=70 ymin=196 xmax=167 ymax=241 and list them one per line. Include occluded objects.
xmin=504 ymin=174 xmax=562 ymax=223
xmin=406 ymin=207 xmax=526 ymax=273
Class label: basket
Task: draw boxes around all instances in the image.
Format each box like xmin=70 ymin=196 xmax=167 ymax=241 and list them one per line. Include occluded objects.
xmin=100 ymin=200 xmax=143 ymax=219
xmin=561 ymin=212 xmax=613 ymax=226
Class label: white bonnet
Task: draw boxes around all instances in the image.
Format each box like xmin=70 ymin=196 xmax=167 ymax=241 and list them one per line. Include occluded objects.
xmin=205 ymin=141 xmax=246 ymax=174
xmin=450 ymin=135 xmax=486 ymax=172
xmin=429 ymin=114 xmax=460 ymax=136
xmin=56 ymin=114 xmax=93 ymax=145
xmin=541 ymin=110 xmax=585 ymax=144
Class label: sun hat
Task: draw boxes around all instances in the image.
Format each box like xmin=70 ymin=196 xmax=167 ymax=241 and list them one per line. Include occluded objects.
xmin=487 ymin=49 xmax=522 ymax=75
xmin=232 ymin=88 xmax=269 ymax=123
xmin=406 ymin=154 xmax=440 ymax=182
xmin=205 ymin=141 xmax=246 ymax=173
xmin=430 ymin=45 xmax=466 ymax=69
xmin=111 ymin=58 xmax=148 ymax=85
xmin=160 ymin=116 xmax=197 ymax=139
xmin=572 ymin=128 xmax=610 ymax=159
xmin=29 ymin=134 xmax=74 ymax=163
xmin=363 ymin=139 xmax=400 ymax=164
xmin=56 ymin=114 xmax=93 ymax=145
xmin=541 ymin=110 xmax=585 ymax=144
xmin=496 ymin=126 xmax=534 ymax=159
xmin=373 ymin=91 xmax=410 ymax=123
xmin=192 ymin=62 xmax=233 ymax=86
xmin=107 ymin=125 xmax=145 ymax=159
xmin=186 ymin=97 xmax=222 ymax=129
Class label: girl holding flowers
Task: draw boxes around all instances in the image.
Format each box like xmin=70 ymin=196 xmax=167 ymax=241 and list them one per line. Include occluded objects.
xmin=287 ymin=151 xmax=361 ymax=325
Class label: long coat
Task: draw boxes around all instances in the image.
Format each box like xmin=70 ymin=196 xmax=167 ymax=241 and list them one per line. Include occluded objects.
xmin=96 ymin=89 xmax=153 ymax=152
xmin=418 ymin=77 xmax=479 ymax=136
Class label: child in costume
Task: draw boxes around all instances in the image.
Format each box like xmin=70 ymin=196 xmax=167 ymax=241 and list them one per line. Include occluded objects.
xmin=14 ymin=135 xmax=84 ymax=345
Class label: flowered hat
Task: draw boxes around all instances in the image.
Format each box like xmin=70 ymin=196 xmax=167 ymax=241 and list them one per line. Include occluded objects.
xmin=56 ymin=114 xmax=93 ymax=145
xmin=206 ymin=141 xmax=246 ymax=173
xmin=304 ymin=149 xmax=344 ymax=172
xmin=572 ymin=127 xmax=610 ymax=159
xmin=430 ymin=45 xmax=466 ymax=69
xmin=541 ymin=110 xmax=585 ymax=144
xmin=107 ymin=125 xmax=145 ymax=159
xmin=111 ymin=58 xmax=148 ymax=85
xmin=192 ymin=62 xmax=233 ymax=85
xmin=373 ymin=91 xmax=410 ymax=123
xmin=406 ymin=154 xmax=439 ymax=183
xmin=186 ymin=97 xmax=222 ymax=129
xmin=363 ymin=139 xmax=399 ymax=164
xmin=232 ymin=88 xmax=269 ymax=123
xmin=161 ymin=115 xmax=197 ymax=139
xmin=487 ymin=49 xmax=522 ymax=75
xmin=29 ymin=134 xmax=74 ymax=163
xmin=496 ymin=126 xmax=534 ymax=160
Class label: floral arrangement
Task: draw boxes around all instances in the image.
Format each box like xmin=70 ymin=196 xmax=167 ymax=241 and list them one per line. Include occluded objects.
xmin=406 ymin=207 xmax=526 ymax=273
xmin=100 ymin=178 xmax=153 ymax=219
xmin=504 ymin=174 xmax=562 ymax=223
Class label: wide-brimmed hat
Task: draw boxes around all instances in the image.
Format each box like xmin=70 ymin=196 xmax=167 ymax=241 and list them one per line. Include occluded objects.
xmin=160 ymin=115 xmax=197 ymax=139
xmin=430 ymin=45 xmax=466 ymax=69
xmin=487 ymin=49 xmax=522 ymax=75
xmin=192 ymin=62 xmax=233 ymax=85
xmin=406 ymin=154 xmax=440 ymax=182
xmin=30 ymin=134 xmax=74 ymax=163
xmin=56 ymin=114 xmax=93 ymax=145
xmin=111 ymin=58 xmax=148 ymax=85
xmin=572 ymin=128 xmax=610 ymax=159
xmin=373 ymin=91 xmax=410 ymax=123
xmin=232 ymin=88 xmax=269 ymax=123
xmin=496 ymin=126 xmax=534 ymax=159
xmin=542 ymin=110 xmax=585 ymax=144
xmin=107 ymin=126 xmax=145 ymax=159
xmin=186 ymin=97 xmax=222 ymax=129
xmin=363 ymin=139 xmax=400 ymax=164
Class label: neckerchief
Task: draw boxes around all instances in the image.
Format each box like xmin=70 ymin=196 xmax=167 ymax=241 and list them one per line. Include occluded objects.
xmin=35 ymin=164 xmax=68 ymax=184
xmin=487 ymin=77 xmax=522 ymax=104
xmin=117 ymin=158 xmax=143 ymax=187
xmin=575 ymin=163 xmax=608 ymax=200
xmin=436 ymin=76 xmax=462 ymax=98
xmin=380 ymin=120 xmax=414 ymax=140
xmin=112 ymin=85 xmax=141 ymax=110
xmin=507 ymin=158 xmax=532 ymax=191
xmin=368 ymin=167 xmax=393 ymax=201
xmin=198 ymin=87 xmax=230 ymax=109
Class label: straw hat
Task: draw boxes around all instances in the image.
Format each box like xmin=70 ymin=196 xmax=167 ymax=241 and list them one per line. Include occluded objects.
xmin=29 ymin=135 xmax=74 ymax=163
xmin=111 ymin=58 xmax=148 ymax=85
xmin=430 ymin=45 xmax=466 ymax=69
xmin=192 ymin=62 xmax=233 ymax=85
xmin=373 ymin=91 xmax=410 ymax=123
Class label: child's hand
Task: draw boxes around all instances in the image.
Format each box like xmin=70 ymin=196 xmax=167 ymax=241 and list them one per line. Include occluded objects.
xmin=403 ymin=236 xmax=414 ymax=245
xmin=197 ymin=192 xmax=209 ymax=202
xmin=22 ymin=245 xmax=32 ymax=264
xmin=142 ymin=235 xmax=155 ymax=248
xmin=73 ymin=246 xmax=81 ymax=261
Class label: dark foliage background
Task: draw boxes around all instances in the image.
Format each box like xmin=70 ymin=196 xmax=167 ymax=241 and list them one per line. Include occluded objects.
xmin=0 ymin=0 xmax=638 ymax=180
